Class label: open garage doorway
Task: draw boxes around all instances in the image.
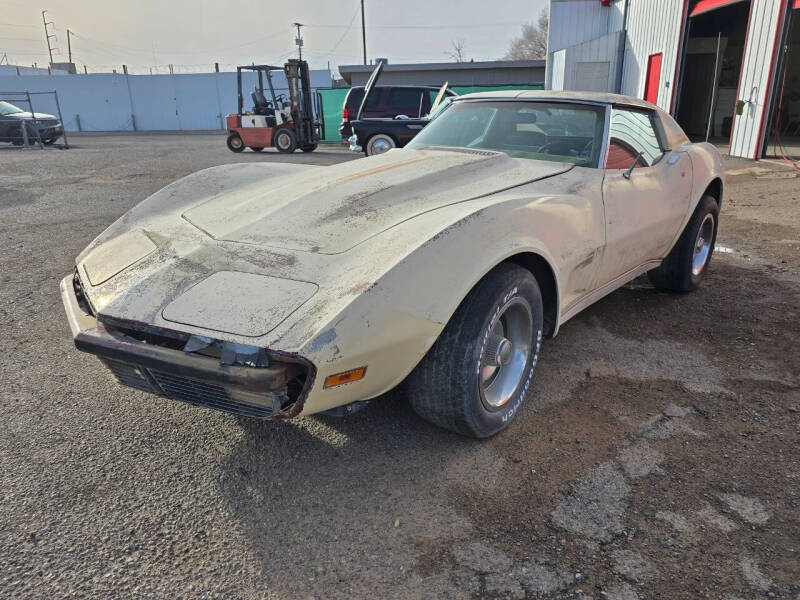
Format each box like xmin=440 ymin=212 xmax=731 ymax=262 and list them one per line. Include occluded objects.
xmin=675 ymin=0 xmax=752 ymax=143
xmin=764 ymin=4 xmax=800 ymax=162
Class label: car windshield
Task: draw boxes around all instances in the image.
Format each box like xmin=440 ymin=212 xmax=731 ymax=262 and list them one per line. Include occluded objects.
xmin=407 ymin=100 xmax=606 ymax=166
xmin=0 ymin=101 xmax=24 ymax=116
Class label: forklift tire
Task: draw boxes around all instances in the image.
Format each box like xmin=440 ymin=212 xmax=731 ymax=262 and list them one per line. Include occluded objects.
xmin=226 ymin=134 xmax=245 ymax=153
xmin=274 ymin=129 xmax=297 ymax=154
xmin=249 ymin=147 xmax=264 ymax=152
xmin=301 ymin=144 xmax=317 ymax=153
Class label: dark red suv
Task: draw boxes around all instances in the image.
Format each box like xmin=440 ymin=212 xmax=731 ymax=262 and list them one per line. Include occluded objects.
xmin=338 ymin=85 xmax=457 ymax=139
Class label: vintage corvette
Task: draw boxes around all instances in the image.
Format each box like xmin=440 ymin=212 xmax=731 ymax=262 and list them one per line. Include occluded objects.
xmin=60 ymin=90 xmax=723 ymax=438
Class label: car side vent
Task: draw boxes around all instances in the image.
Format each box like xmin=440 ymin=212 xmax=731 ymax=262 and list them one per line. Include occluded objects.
xmin=425 ymin=146 xmax=500 ymax=157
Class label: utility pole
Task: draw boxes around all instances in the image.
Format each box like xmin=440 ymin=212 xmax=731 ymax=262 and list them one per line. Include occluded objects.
xmin=360 ymin=0 xmax=367 ymax=65
xmin=67 ymin=29 xmax=72 ymax=63
xmin=293 ymin=22 xmax=304 ymax=60
xmin=41 ymin=11 xmax=57 ymax=65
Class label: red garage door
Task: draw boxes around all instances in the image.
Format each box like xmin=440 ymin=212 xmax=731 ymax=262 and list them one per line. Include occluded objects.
xmin=644 ymin=53 xmax=663 ymax=104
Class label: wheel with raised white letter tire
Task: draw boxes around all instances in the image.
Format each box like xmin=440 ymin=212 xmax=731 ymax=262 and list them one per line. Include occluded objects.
xmin=648 ymin=195 xmax=719 ymax=292
xmin=365 ymin=134 xmax=396 ymax=156
xmin=406 ymin=263 xmax=543 ymax=438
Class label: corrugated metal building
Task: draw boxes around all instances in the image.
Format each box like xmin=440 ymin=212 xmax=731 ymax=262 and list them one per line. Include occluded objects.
xmin=547 ymin=0 xmax=800 ymax=159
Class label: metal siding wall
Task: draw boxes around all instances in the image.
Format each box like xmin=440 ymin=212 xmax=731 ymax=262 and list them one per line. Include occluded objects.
xmin=729 ymin=0 xmax=786 ymax=158
xmin=548 ymin=0 xmax=625 ymax=51
xmin=547 ymin=0 xmax=624 ymax=87
xmin=0 ymin=70 xmax=331 ymax=132
xmin=552 ymin=50 xmax=567 ymax=90
xmin=621 ymin=0 xmax=686 ymax=109
xmin=565 ymin=31 xmax=623 ymax=91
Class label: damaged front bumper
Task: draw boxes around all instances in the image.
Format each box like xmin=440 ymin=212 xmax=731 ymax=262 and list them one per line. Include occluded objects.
xmin=59 ymin=274 xmax=313 ymax=419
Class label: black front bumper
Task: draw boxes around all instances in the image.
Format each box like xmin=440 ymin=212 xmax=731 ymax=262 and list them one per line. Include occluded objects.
xmin=59 ymin=275 xmax=310 ymax=419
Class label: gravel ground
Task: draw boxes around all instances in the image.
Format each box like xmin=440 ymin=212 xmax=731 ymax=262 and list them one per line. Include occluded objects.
xmin=1 ymin=134 xmax=798 ymax=599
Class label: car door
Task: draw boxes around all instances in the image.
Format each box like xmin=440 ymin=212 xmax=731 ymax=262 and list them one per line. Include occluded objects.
xmin=596 ymin=106 xmax=692 ymax=284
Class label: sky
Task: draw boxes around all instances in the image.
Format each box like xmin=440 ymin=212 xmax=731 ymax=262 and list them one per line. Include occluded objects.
xmin=0 ymin=0 xmax=547 ymax=76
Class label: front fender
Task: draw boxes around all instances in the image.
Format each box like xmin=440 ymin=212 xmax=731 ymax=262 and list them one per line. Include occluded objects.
xmin=296 ymin=167 xmax=605 ymax=414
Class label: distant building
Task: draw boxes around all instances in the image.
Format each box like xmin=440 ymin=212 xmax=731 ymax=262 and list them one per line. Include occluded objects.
xmin=547 ymin=0 xmax=800 ymax=159
xmin=338 ymin=59 xmax=546 ymax=88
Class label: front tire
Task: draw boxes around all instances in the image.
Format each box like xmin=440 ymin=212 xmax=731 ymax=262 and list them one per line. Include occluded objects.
xmin=648 ymin=195 xmax=719 ymax=292
xmin=406 ymin=264 xmax=543 ymax=438
xmin=301 ymin=144 xmax=317 ymax=153
xmin=274 ymin=128 xmax=297 ymax=154
xmin=226 ymin=134 xmax=245 ymax=153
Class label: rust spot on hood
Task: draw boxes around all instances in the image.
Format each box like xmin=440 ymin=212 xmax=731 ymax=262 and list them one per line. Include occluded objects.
xmin=334 ymin=154 xmax=428 ymax=184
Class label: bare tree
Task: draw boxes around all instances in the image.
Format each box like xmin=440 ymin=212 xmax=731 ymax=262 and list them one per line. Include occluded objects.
xmin=446 ymin=39 xmax=467 ymax=62
xmin=504 ymin=8 xmax=549 ymax=60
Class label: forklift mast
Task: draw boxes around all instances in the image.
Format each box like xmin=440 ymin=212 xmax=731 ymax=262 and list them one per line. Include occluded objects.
xmin=284 ymin=59 xmax=318 ymax=146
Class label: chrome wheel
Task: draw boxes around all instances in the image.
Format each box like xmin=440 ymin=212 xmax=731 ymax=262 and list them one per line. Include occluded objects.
xmin=692 ymin=214 xmax=715 ymax=276
xmin=478 ymin=297 xmax=533 ymax=409
xmin=367 ymin=134 xmax=395 ymax=155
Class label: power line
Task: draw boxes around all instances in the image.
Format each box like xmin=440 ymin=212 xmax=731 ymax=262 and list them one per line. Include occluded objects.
xmin=329 ymin=7 xmax=360 ymax=55
xmin=305 ymin=21 xmax=520 ymax=30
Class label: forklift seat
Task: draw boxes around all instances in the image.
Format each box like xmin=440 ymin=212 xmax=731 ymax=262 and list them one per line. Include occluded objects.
xmin=251 ymin=89 xmax=272 ymax=115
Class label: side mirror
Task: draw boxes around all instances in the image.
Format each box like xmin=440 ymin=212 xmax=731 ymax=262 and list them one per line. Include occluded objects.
xmin=622 ymin=151 xmax=645 ymax=179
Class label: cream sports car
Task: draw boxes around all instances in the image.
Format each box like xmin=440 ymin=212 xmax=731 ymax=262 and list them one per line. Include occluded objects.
xmin=60 ymin=91 xmax=723 ymax=438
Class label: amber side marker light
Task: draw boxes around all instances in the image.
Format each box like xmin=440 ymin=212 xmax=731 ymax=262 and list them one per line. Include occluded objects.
xmin=324 ymin=366 xmax=367 ymax=389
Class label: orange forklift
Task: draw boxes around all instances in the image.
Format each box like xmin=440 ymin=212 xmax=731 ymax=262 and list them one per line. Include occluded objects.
xmin=226 ymin=59 xmax=320 ymax=154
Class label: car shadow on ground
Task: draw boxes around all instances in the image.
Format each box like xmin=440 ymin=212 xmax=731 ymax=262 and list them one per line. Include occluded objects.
xmin=212 ymin=260 xmax=799 ymax=597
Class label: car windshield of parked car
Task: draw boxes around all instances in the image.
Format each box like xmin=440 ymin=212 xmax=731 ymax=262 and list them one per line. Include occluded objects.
xmin=0 ymin=101 xmax=24 ymax=116
xmin=407 ymin=100 xmax=606 ymax=166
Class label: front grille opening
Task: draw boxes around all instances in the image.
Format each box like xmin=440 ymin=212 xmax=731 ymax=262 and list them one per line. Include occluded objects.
xmin=150 ymin=370 xmax=284 ymax=418
xmin=103 ymin=321 xmax=187 ymax=350
xmin=92 ymin=319 xmax=315 ymax=419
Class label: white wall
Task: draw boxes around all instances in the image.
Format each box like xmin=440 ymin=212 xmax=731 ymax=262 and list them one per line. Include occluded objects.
xmin=729 ymin=0 xmax=788 ymax=158
xmin=551 ymin=50 xmax=566 ymax=90
xmin=547 ymin=0 xmax=624 ymax=89
xmin=564 ymin=31 xmax=623 ymax=92
xmin=620 ymin=0 xmax=686 ymax=110
xmin=0 ymin=65 xmax=69 ymax=77
xmin=0 ymin=69 xmax=331 ymax=132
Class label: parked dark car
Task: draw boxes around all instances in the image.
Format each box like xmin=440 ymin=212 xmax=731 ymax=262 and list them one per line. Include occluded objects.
xmin=338 ymin=85 xmax=456 ymax=140
xmin=0 ymin=101 xmax=63 ymax=145
xmin=349 ymin=95 xmax=454 ymax=155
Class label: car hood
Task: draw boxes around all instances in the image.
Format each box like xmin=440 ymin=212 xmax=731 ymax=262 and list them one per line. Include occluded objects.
xmin=5 ymin=111 xmax=58 ymax=121
xmin=75 ymin=152 xmax=574 ymax=346
xmin=182 ymin=148 xmax=573 ymax=254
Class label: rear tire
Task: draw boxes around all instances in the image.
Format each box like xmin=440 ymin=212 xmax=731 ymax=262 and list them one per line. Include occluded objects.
xmin=226 ymin=134 xmax=245 ymax=153
xmin=406 ymin=264 xmax=543 ymax=438
xmin=274 ymin=129 xmax=297 ymax=154
xmin=648 ymin=195 xmax=719 ymax=292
